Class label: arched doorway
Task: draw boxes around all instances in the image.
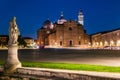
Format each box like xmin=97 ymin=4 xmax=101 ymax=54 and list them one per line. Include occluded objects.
xmin=60 ymin=41 xmax=62 ymax=46
xmin=69 ymin=40 xmax=73 ymax=46
xmin=78 ymin=41 xmax=81 ymax=45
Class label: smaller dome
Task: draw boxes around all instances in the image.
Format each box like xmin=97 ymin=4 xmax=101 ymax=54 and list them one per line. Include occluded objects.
xmin=43 ymin=19 xmax=54 ymax=29
xmin=43 ymin=19 xmax=51 ymax=26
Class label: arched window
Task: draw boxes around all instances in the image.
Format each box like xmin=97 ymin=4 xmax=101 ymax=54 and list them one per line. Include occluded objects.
xmin=69 ymin=27 xmax=72 ymax=31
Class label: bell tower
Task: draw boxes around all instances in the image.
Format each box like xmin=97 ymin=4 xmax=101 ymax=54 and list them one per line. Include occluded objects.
xmin=78 ymin=10 xmax=84 ymax=25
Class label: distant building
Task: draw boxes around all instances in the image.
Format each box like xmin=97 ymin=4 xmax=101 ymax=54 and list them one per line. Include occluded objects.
xmin=37 ymin=11 xmax=90 ymax=47
xmin=0 ymin=35 xmax=9 ymax=47
xmin=91 ymin=28 xmax=120 ymax=48
xmin=22 ymin=37 xmax=34 ymax=47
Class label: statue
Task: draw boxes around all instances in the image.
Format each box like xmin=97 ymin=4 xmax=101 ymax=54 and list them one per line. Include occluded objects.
xmin=9 ymin=17 xmax=20 ymax=46
xmin=4 ymin=17 xmax=21 ymax=74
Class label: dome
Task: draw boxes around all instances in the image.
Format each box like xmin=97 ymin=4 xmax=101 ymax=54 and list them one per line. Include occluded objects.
xmin=43 ymin=19 xmax=54 ymax=29
xmin=57 ymin=12 xmax=67 ymax=24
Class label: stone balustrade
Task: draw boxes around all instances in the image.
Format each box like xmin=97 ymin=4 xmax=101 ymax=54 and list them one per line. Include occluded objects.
xmin=1 ymin=67 xmax=120 ymax=80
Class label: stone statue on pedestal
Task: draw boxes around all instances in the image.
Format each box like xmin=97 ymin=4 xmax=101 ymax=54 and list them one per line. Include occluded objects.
xmin=4 ymin=17 xmax=21 ymax=74
xmin=9 ymin=17 xmax=20 ymax=46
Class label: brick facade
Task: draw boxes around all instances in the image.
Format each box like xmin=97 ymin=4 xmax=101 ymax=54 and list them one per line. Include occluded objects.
xmin=37 ymin=20 xmax=90 ymax=47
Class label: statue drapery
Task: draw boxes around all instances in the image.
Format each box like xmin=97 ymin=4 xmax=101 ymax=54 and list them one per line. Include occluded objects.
xmin=9 ymin=17 xmax=20 ymax=46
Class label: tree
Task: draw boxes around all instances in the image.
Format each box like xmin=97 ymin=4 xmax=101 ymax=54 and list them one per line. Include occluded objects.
xmin=18 ymin=35 xmax=27 ymax=47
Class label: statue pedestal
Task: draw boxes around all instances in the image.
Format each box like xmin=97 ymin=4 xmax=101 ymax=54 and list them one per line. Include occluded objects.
xmin=4 ymin=45 xmax=21 ymax=74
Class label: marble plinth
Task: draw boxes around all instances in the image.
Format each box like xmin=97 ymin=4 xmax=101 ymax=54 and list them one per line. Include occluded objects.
xmin=4 ymin=45 xmax=21 ymax=74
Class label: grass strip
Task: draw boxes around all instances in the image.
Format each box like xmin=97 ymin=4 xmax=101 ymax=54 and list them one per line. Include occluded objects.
xmin=0 ymin=61 xmax=120 ymax=73
xmin=0 ymin=61 xmax=5 ymax=65
xmin=22 ymin=62 xmax=120 ymax=73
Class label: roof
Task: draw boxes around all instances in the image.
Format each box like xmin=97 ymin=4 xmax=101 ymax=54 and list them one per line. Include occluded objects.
xmin=91 ymin=28 xmax=120 ymax=36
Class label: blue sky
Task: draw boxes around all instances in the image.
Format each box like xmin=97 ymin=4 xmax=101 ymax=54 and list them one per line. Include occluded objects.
xmin=0 ymin=0 xmax=120 ymax=39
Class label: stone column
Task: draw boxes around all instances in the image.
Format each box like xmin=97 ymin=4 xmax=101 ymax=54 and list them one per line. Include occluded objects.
xmin=4 ymin=17 xmax=21 ymax=74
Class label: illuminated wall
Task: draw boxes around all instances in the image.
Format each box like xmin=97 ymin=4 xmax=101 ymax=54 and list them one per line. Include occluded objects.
xmin=92 ymin=29 xmax=120 ymax=48
xmin=48 ymin=20 xmax=90 ymax=47
xmin=37 ymin=20 xmax=90 ymax=47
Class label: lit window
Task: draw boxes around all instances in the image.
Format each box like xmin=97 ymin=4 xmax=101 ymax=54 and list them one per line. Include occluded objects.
xmin=110 ymin=40 xmax=114 ymax=46
xmin=117 ymin=33 xmax=119 ymax=36
xmin=104 ymin=41 xmax=108 ymax=46
xmin=79 ymin=36 xmax=81 ymax=39
xmin=100 ymin=42 xmax=103 ymax=46
xmin=117 ymin=40 xmax=120 ymax=46
xmin=60 ymin=35 xmax=62 ymax=39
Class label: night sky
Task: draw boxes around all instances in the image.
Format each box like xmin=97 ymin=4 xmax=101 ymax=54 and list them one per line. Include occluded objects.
xmin=0 ymin=0 xmax=120 ymax=39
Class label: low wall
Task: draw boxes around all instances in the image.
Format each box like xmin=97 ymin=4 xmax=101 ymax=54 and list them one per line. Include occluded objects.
xmin=7 ymin=67 xmax=120 ymax=80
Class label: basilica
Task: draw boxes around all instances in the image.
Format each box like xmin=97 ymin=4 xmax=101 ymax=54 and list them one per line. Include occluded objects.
xmin=37 ymin=10 xmax=90 ymax=47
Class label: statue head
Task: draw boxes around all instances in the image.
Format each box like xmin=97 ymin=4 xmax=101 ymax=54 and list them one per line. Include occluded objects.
xmin=10 ymin=16 xmax=17 ymax=27
xmin=12 ymin=16 xmax=16 ymax=22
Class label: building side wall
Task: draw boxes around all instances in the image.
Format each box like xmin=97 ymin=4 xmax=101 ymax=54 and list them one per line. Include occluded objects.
xmin=92 ymin=30 xmax=120 ymax=48
xmin=55 ymin=25 xmax=64 ymax=46
xmin=37 ymin=30 xmax=44 ymax=45
xmin=48 ymin=33 xmax=56 ymax=46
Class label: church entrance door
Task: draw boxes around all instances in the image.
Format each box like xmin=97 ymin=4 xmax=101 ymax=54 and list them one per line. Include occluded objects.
xmin=60 ymin=41 xmax=62 ymax=46
xmin=69 ymin=40 xmax=73 ymax=46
